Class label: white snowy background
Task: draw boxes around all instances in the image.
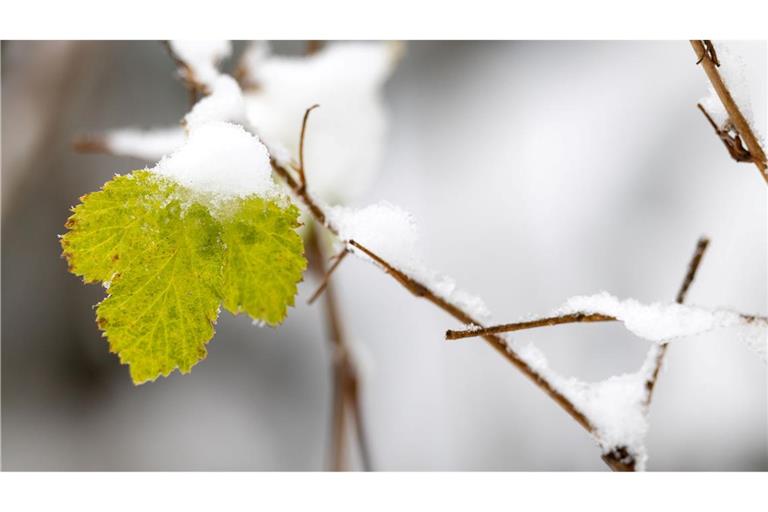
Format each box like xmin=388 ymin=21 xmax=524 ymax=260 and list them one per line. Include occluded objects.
xmin=1 ymin=40 xmax=766 ymax=470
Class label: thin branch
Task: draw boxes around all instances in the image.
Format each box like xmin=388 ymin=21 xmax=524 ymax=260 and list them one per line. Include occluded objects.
xmin=271 ymin=112 xmax=757 ymax=471
xmin=306 ymin=40 xmax=324 ymax=55
xmin=674 ymin=237 xmax=709 ymax=304
xmin=308 ymin=227 xmax=372 ymax=471
xmin=308 ymin=248 xmax=349 ymax=305
xmin=697 ymin=104 xmax=754 ymax=163
xmin=161 ymin=41 xmax=208 ymax=105
xmin=690 ymin=40 xmax=768 ymax=183
xmin=447 ymin=309 xmax=762 ymax=340
xmin=644 ymin=237 xmax=709 ymax=403
xmin=346 ymin=238 xmax=597 ymax=433
xmin=695 ymin=40 xmax=720 ymax=66
xmin=603 ymin=237 xmax=711 ymax=471
xmin=270 ymin=162 xmax=600 ymax=444
xmin=299 ymin=111 xmax=371 ymax=471
xmin=72 ymin=135 xmax=109 ymax=154
xmin=446 ymin=313 xmax=615 ymax=340
xmin=297 ymin=104 xmax=320 ymax=191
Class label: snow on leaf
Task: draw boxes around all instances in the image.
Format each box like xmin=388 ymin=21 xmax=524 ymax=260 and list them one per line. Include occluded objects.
xmin=184 ymin=75 xmax=246 ymax=130
xmin=153 ymin=122 xmax=277 ymax=201
xmin=61 ymin=171 xmax=306 ymax=384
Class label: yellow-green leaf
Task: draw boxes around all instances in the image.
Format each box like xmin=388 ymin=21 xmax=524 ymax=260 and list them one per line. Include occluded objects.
xmin=61 ymin=170 xmax=306 ymax=384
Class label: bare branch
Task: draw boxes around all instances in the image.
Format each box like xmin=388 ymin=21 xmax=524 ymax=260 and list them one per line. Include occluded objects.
xmin=162 ymin=41 xmax=206 ymax=105
xmin=644 ymin=237 xmax=709 ymax=404
xmin=72 ymin=135 xmax=109 ymax=154
xmin=446 ymin=313 xmax=615 ymax=340
xmin=697 ymin=104 xmax=754 ymax=163
xmin=603 ymin=237 xmax=710 ymax=471
xmin=306 ymin=40 xmax=324 ymax=55
xmin=297 ymin=104 xmax=320 ymax=192
xmin=308 ymin=248 xmax=349 ymax=305
xmin=270 ymin=161 xmax=600 ymax=446
xmin=307 ymin=227 xmax=372 ymax=471
xmin=691 ymin=40 xmax=767 ymax=183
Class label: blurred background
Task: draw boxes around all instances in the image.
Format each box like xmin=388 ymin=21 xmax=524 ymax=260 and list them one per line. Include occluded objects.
xmin=1 ymin=41 xmax=766 ymax=471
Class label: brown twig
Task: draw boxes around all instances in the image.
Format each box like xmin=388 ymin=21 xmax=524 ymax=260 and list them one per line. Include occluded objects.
xmin=268 ymin=163 xmax=601 ymax=445
xmin=306 ymin=40 xmax=324 ymax=55
xmin=644 ymin=237 xmax=709 ymax=404
xmin=307 ymin=227 xmax=372 ymax=471
xmin=162 ymin=41 xmax=206 ymax=105
xmin=603 ymin=238 xmax=711 ymax=471
xmin=297 ymin=110 xmax=371 ymax=471
xmin=697 ymin=104 xmax=754 ymax=163
xmin=297 ymin=104 xmax=320 ymax=191
xmin=308 ymin=248 xmax=349 ymax=305
xmin=446 ymin=237 xmax=757 ymax=344
xmin=446 ymin=313 xmax=615 ymax=340
xmin=276 ymin=153 xmax=764 ymax=471
xmin=72 ymin=135 xmax=108 ymax=154
xmin=447 ymin=310 xmax=762 ymax=340
xmin=690 ymin=40 xmax=767 ymax=183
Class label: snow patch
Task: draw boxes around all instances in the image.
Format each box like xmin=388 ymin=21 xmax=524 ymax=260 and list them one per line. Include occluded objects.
xmin=185 ymin=75 xmax=246 ymax=129
xmin=106 ymin=127 xmax=185 ymax=161
xmin=327 ymin=201 xmax=491 ymax=321
xmin=557 ymin=292 xmax=755 ymax=342
xmin=512 ymin=340 xmax=651 ymax=469
xmin=168 ymin=40 xmax=231 ymax=89
xmin=152 ymin=122 xmax=277 ymax=200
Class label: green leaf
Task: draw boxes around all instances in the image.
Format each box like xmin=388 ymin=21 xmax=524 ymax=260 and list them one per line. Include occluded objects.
xmin=61 ymin=170 xmax=306 ymax=384
xmin=221 ymin=197 xmax=307 ymax=325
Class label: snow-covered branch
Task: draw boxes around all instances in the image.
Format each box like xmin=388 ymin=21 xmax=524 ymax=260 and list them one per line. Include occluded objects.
xmin=446 ymin=293 xmax=766 ymax=354
xmin=692 ymin=40 xmax=768 ymax=183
